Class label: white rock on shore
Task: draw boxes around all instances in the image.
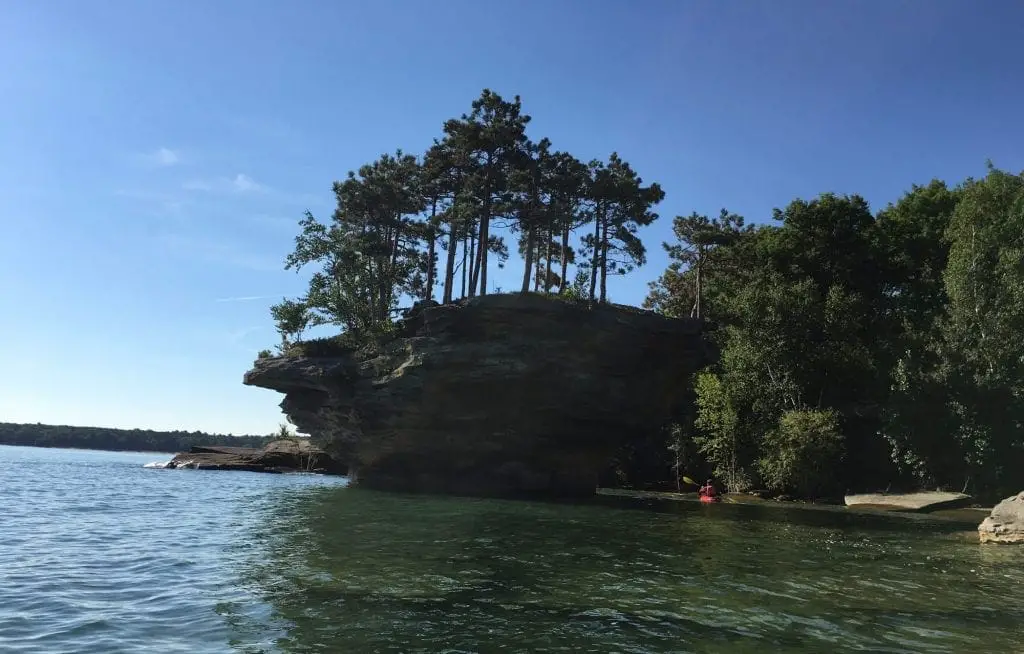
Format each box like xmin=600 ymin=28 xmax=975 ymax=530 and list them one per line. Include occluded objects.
xmin=979 ymin=491 xmax=1024 ymax=544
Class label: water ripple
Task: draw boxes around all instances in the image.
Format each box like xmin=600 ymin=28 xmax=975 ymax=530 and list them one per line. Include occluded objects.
xmin=0 ymin=445 xmax=345 ymax=654
xmin=3 ymin=445 xmax=1023 ymax=653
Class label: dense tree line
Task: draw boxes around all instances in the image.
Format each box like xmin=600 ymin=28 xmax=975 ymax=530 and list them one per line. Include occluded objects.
xmin=0 ymin=422 xmax=273 ymax=453
xmin=645 ymin=164 xmax=1024 ymax=499
xmin=269 ymin=89 xmax=664 ymax=350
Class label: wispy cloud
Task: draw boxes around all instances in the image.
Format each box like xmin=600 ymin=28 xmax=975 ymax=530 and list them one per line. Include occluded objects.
xmin=232 ymin=174 xmax=264 ymax=193
xmin=214 ymin=295 xmax=278 ymax=303
xmin=226 ymin=326 xmax=264 ymax=346
xmin=222 ymin=115 xmax=312 ymax=156
xmin=112 ymin=188 xmax=190 ymax=219
xmin=188 ymin=324 xmax=267 ymax=355
xmin=142 ymin=147 xmax=180 ymax=167
xmin=113 ymin=188 xmax=171 ymax=201
xmin=182 ymin=173 xmax=267 ymax=195
xmin=247 ymin=213 xmax=300 ymax=231
xmin=158 ymin=232 xmax=282 ymax=272
xmin=182 ymin=179 xmax=213 ymax=192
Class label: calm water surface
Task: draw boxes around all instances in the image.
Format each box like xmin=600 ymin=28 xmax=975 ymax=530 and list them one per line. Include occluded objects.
xmin=1 ymin=445 xmax=1021 ymax=653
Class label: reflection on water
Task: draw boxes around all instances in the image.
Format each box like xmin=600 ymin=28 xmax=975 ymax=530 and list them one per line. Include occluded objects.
xmin=240 ymin=488 xmax=1024 ymax=653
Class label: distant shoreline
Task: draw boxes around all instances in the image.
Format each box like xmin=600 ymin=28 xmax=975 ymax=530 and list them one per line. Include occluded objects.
xmin=0 ymin=422 xmax=273 ymax=455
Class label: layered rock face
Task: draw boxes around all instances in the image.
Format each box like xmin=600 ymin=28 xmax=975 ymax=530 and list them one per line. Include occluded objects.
xmin=979 ymin=492 xmax=1024 ymax=544
xmin=244 ymin=294 xmax=709 ymax=498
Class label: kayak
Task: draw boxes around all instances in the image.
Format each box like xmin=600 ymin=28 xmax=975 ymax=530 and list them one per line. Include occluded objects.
xmin=699 ymin=494 xmax=720 ymax=503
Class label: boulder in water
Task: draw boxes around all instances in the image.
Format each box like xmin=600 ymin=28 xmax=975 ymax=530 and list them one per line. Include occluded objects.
xmin=844 ymin=491 xmax=972 ymax=512
xmin=979 ymin=492 xmax=1024 ymax=544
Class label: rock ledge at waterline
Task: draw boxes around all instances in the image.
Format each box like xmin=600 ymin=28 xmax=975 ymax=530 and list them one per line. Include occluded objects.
xmin=166 ymin=440 xmax=347 ymax=475
xmin=243 ymin=294 xmax=711 ymax=498
xmin=979 ymin=491 xmax=1024 ymax=544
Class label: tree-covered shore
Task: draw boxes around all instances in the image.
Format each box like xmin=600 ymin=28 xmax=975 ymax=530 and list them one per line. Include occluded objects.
xmin=644 ymin=165 xmax=1024 ymax=501
xmin=0 ymin=422 xmax=273 ymax=454
xmin=251 ymin=88 xmax=1022 ymax=501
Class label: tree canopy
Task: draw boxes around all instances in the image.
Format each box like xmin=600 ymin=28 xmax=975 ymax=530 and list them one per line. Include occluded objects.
xmin=270 ymin=89 xmax=665 ymax=349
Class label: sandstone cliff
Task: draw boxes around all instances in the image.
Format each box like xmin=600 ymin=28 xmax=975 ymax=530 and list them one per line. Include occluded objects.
xmin=243 ymin=294 xmax=710 ymax=497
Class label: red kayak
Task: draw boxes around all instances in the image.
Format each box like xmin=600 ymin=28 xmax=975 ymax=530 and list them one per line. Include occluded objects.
xmin=698 ymin=482 xmax=720 ymax=503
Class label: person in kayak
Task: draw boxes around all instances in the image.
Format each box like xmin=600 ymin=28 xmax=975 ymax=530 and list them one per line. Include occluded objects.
xmin=698 ymin=479 xmax=718 ymax=500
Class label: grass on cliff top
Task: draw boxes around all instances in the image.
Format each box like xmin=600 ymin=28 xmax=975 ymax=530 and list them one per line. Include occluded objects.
xmin=256 ymin=292 xmax=670 ymax=360
xmin=282 ymin=330 xmax=393 ymax=358
xmin=462 ymin=289 xmax=657 ymax=316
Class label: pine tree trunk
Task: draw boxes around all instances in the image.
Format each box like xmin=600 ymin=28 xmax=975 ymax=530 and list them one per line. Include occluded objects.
xmin=425 ymin=199 xmax=437 ymax=301
xmin=589 ymin=210 xmax=601 ymax=301
xmin=520 ymin=224 xmax=535 ymax=293
xmin=544 ymin=225 xmax=553 ymax=292
xmin=478 ymin=161 xmax=492 ymax=296
xmin=691 ymin=258 xmax=702 ymax=319
xmin=468 ymin=226 xmax=477 ymax=297
xmin=477 ymin=207 xmax=489 ymax=296
xmin=560 ymin=224 xmax=570 ymax=293
xmin=599 ymin=235 xmax=609 ymax=304
xmin=461 ymin=232 xmax=469 ymax=299
xmin=425 ymin=231 xmax=436 ymax=302
xmin=532 ymin=223 xmax=542 ymax=292
xmin=443 ymin=220 xmax=457 ymax=304
xmin=379 ymin=227 xmax=398 ymax=323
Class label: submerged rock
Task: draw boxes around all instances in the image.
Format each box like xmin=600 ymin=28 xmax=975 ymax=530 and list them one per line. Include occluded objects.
xmin=166 ymin=439 xmax=346 ymax=475
xmin=243 ymin=294 xmax=710 ymax=498
xmin=844 ymin=491 xmax=972 ymax=512
xmin=979 ymin=492 xmax=1024 ymax=544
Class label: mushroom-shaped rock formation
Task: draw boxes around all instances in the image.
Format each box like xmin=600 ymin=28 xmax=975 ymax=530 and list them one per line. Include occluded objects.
xmin=244 ymin=294 xmax=710 ymax=498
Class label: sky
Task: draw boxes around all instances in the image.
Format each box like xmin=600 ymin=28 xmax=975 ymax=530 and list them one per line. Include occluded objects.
xmin=1 ymin=0 xmax=1022 ymax=436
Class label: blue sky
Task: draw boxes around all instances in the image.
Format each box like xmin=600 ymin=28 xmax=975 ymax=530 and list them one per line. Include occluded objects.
xmin=1 ymin=1 xmax=1021 ymax=436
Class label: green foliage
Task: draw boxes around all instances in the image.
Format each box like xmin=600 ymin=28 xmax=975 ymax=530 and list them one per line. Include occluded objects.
xmin=442 ymin=89 xmax=531 ymax=297
xmin=270 ymin=297 xmax=312 ymax=347
xmin=939 ymin=166 xmax=1024 ymax=490
xmin=0 ymin=422 xmax=274 ymax=453
xmin=648 ymin=163 xmax=1024 ymax=499
xmin=758 ymin=409 xmax=844 ymax=498
xmin=944 ymin=167 xmax=1024 ymax=380
xmin=669 ymin=194 xmax=891 ymax=494
xmin=580 ymin=153 xmax=665 ymax=303
xmin=282 ymin=329 xmax=391 ymax=358
xmin=281 ymin=150 xmax=427 ymax=337
xmin=649 ymin=210 xmax=745 ymax=318
xmin=560 ymin=269 xmax=592 ymax=303
xmin=692 ymin=372 xmax=749 ymax=491
xmin=273 ymin=423 xmax=296 ymax=440
xmin=257 ymin=349 xmax=274 ymax=359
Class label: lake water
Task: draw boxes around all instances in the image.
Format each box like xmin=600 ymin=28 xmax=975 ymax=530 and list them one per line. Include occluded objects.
xmin=1 ymin=445 xmax=1021 ymax=653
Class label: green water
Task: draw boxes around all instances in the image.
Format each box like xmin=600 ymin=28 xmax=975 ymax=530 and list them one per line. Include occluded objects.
xmin=3 ymin=446 xmax=1020 ymax=653
xmin=246 ymin=487 xmax=1023 ymax=653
